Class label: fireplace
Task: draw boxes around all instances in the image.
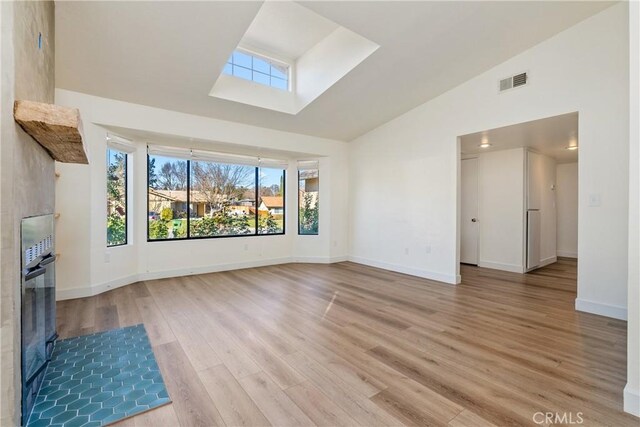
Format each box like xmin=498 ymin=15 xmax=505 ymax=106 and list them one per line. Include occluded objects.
xmin=21 ymin=214 xmax=57 ymax=425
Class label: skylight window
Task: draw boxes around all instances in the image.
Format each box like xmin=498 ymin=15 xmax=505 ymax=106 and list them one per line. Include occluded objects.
xmin=223 ymin=50 xmax=290 ymax=91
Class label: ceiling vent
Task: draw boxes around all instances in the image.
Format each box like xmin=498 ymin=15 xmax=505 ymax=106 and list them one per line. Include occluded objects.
xmin=499 ymin=72 xmax=528 ymax=92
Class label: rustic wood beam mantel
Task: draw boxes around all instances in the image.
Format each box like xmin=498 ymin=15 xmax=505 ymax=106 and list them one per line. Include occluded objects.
xmin=13 ymin=100 xmax=89 ymax=164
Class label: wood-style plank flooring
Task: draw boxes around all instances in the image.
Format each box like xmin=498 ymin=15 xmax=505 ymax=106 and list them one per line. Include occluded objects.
xmin=57 ymin=259 xmax=638 ymax=426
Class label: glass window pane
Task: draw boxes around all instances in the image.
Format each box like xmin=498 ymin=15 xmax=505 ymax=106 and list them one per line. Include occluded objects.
xmin=223 ymin=51 xmax=290 ymax=91
xmin=258 ymin=168 xmax=285 ymax=234
xmin=270 ymin=64 xmax=288 ymax=80
xmin=233 ymin=65 xmax=252 ymax=81
xmin=252 ymin=71 xmax=270 ymax=86
xmin=298 ymin=169 xmax=319 ymax=235
xmin=253 ymin=57 xmax=271 ymax=74
xmin=232 ymin=51 xmax=252 ymax=68
xmin=271 ymin=77 xmax=288 ymax=90
xmin=190 ymin=162 xmax=256 ymax=237
xmin=147 ymin=155 xmax=188 ymax=240
xmin=107 ymin=149 xmax=127 ymax=246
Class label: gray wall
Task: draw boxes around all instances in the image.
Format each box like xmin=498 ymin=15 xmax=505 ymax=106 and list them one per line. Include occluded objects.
xmin=1 ymin=1 xmax=55 ymax=425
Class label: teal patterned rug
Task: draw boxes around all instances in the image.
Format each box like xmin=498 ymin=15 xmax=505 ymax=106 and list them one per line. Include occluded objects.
xmin=27 ymin=325 xmax=171 ymax=427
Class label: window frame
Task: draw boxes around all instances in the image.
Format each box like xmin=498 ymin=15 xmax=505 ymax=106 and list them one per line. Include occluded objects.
xmin=223 ymin=48 xmax=292 ymax=92
xmin=297 ymin=167 xmax=319 ymax=236
xmin=146 ymin=155 xmax=286 ymax=242
xmin=106 ymin=147 xmax=129 ymax=247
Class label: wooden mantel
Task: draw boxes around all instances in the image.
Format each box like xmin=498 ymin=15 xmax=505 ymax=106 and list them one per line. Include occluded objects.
xmin=13 ymin=100 xmax=89 ymax=164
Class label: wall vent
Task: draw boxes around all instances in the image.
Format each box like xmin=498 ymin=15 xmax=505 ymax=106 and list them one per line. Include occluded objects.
xmin=499 ymin=72 xmax=528 ymax=92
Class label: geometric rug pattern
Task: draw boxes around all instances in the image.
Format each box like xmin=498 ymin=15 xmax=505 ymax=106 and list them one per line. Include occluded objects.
xmin=26 ymin=325 xmax=171 ymax=427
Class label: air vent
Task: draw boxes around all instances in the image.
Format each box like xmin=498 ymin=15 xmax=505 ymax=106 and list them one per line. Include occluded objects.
xmin=512 ymin=72 xmax=527 ymax=87
xmin=499 ymin=72 xmax=528 ymax=92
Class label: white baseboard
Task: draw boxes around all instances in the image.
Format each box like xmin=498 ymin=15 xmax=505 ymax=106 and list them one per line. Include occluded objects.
xmin=557 ymin=250 xmax=578 ymax=258
xmin=575 ymin=298 xmax=628 ymax=320
xmin=56 ymin=273 xmax=140 ymax=300
xmin=540 ymin=256 xmax=557 ymax=267
xmin=624 ymin=384 xmax=640 ymax=416
xmin=292 ymin=255 xmax=348 ymax=264
xmin=56 ymin=255 xmax=349 ymax=301
xmin=347 ymin=255 xmax=458 ymax=284
xmin=138 ymin=256 xmax=293 ymax=282
xmin=478 ymin=261 xmax=524 ymax=273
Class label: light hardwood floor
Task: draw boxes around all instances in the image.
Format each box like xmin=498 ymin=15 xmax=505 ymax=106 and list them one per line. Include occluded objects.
xmin=57 ymin=259 xmax=638 ymax=426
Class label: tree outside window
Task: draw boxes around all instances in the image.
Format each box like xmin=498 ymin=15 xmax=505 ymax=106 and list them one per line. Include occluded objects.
xmin=107 ymin=149 xmax=127 ymax=246
xmin=298 ymin=169 xmax=319 ymax=235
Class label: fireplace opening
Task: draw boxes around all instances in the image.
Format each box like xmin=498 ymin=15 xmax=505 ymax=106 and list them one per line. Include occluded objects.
xmin=21 ymin=214 xmax=57 ymax=425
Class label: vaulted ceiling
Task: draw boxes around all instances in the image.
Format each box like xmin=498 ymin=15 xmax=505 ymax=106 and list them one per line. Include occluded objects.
xmin=55 ymin=1 xmax=614 ymax=141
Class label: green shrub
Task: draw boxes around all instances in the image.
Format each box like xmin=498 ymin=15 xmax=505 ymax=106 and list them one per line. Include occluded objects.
xmin=299 ymin=193 xmax=318 ymax=234
xmin=107 ymin=213 xmax=126 ymax=245
xmin=149 ymin=219 xmax=168 ymax=239
xmin=191 ymin=205 xmax=251 ymax=237
xmin=160 ymin=207 xmax=174 ymax=221
xmin=258 ymin=211 xmax=280 ymax=234
xmin=191 ymin=217 xmax=218 ymax=237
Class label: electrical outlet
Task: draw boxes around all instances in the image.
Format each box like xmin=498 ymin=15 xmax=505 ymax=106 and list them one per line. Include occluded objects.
xmin=104 ymin=252 xmax=111 ymax=263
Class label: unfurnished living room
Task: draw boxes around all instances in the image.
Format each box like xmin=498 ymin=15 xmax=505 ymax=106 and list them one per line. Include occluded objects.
xmin=1 ymin=1 xmax=639 ymax=426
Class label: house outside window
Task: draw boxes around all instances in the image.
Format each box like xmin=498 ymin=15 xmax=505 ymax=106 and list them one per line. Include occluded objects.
xmin=147 ymin=146 xmax=287 ymax=240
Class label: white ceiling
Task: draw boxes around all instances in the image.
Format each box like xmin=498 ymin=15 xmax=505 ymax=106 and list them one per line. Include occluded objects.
xmin=239 ymin=1 xmax=338 ymax=61
xmin=55 ymin=1 xmax=614 ymax=141
xmin=460 ymin=112 xmax=579 ymax=164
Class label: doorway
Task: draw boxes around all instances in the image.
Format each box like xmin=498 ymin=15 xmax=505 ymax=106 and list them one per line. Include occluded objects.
xmin=457 ymin=112 xmax=579 ymax=284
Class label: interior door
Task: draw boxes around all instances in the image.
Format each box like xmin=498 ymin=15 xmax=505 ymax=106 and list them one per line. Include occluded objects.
xmin=461 ymin=158 xmax=479 ymax=265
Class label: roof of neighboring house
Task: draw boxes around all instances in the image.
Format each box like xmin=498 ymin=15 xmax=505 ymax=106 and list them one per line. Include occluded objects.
xmin=150 ymin=189 xmax=210 ymax=203
xmin=260 ymin=196 xmax=284 ymax=208
xmin=148 ymin=188 xmax=178 ymax=201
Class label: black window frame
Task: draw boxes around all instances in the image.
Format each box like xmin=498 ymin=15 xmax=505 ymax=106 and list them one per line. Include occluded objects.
xmin=106 ymin=148 xmax=128 ymax=247
xmin=146 ymin=154 xmax=286 ymax=242
xmin=297 ymin=168 xmax=319 ymax=236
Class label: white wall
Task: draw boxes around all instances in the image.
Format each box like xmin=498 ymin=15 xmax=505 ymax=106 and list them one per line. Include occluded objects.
xmin=556 ymin=162 xmax=578 ymax=258
xmin=349 ymin=3 xmax=629 ymax=319
xmin=625 ymin=0 xmax=639 ymax=417
xmin=54 ymin=90 xmax=349 ymax=299
xmin=477 ymin=148 xmax=525 ymax=273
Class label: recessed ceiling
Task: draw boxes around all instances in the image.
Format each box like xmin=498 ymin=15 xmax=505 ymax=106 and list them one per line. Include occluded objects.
xmin=239 ymin=1 xmax=338 ymax=61
xmin=210 ymin=1 xmax=379 ymax=115
xmin=459 ymin=112 xmax=579 ymax=164
xmin=55 ymin=1 xmax=614 ymax=141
